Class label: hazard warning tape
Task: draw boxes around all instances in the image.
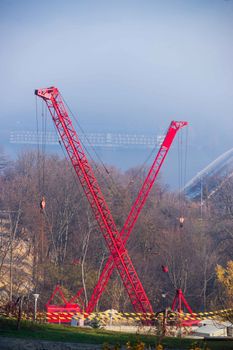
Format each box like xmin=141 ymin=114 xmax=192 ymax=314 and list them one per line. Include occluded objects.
xmin=179 ymin=308 xmax=233 ymax=321
xmin=46 ymin=311 xmax=76 ymax=323
xmin=46 ymin=308 xmax=233 ymax=323
xmin=3 ymin=307 xmax=231 ymax=324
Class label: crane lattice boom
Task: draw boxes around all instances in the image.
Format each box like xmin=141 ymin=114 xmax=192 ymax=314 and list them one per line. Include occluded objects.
xmin=35 ymin=86 xmax=188 ymax=315
xmin=86 ymin=121 xmax=187 ymax=313
xmin=35 ymin=87 xmax=153 ymax=314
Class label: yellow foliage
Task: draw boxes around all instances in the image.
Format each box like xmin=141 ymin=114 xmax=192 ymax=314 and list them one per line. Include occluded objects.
xmin=155 ymin=344 xmax=163 ymax=350
xmin=216 ymin=260 xmax=233 ymax=298
xmin=126 ymin=341 xmax=146 ymax=350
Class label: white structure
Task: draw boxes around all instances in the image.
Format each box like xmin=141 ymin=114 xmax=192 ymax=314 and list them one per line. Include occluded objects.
xmin=10 ymin=130 xmax=164 ymax=150
xmin=193 ymin=319 xmax=232 ymax=337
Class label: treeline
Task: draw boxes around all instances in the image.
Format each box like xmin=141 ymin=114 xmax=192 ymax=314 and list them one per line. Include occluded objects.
xmin=0 ymin=151 xmax=232 ymax=313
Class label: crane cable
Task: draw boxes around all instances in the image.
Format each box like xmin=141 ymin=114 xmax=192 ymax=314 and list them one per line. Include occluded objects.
xmin=60 ymin=93 xmax=123 ymax=196
xmin=41 ymin=102 xmax=47 ymax=192
xmin=60 ymin=94 xmax=171 ymax=230
xmin=160 ymin=125 xmax=189 ymax=296
xmin=58 ymin=136 xmax=87 ymax=203
xmin=69 ymin=99 xmax=166 ymax=230
xmin=35 ymin=96 xmax=47 ymax=212
xmin=61 ymin=93 xmax=162 ymax=201
xmin=35 ymin=96 xmax=41 ymax=193
xmin=177 ymin=126 xmax=188 ymax=228
xmin=124 ymin=122 xmax=178 ymax=191
xmin=124 ymin=143 xmax=158 ymax=191
xmin=46 ymin=101 xmax=114 ymax=218
xmin=35 ymin=97 xmax=48 ymax=266
xmin=38 ymin=94 xmax=163 ymax=228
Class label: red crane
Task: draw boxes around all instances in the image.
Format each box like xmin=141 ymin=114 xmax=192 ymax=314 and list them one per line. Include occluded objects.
xmin=46 ymin=285 xmax=84 ymax=323
xmin=35 ymin=87 xmax=153 ymax=314
xmin=35 ymin=87 xmax=187 ymax=314
xmin=86 ymin=121 xmax=187 ymax=313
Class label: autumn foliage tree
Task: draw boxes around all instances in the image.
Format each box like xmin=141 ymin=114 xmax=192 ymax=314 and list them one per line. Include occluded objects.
xmin=0 ymin=149 xmax=232 ymax=315
xmin=216 ymin=261 xmax=233 ymax=306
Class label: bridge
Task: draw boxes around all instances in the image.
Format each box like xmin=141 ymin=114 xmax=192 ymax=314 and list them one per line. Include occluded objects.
xmin=184 ymin=147 xmax=233 ymax=200
xmin=9 ymin=130 xmax=164 ymax=150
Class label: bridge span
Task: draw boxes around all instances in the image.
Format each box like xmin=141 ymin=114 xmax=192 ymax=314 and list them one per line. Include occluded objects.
xmin=184 ymin=147 xmax=233 ymax=200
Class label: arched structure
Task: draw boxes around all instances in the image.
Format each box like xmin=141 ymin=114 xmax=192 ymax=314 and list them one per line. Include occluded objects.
xmin=184 ymin=147 xmax=233 ymax=200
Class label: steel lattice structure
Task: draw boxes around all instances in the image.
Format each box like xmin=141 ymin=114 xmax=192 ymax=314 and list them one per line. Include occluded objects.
xmin=86 ymin=120 xmax=187 ymax=313
xmin=35 ymin=86 xmax=187 ymax=314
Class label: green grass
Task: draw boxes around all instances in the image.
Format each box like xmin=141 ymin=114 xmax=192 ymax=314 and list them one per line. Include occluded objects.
xmin=0 ymin=317 xmax=232 ymax=349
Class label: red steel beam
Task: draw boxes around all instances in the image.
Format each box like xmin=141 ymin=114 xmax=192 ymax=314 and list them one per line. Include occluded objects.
xmin=86 ymin=121 xmax=187 ymax=313
xmin=35 ymin=87 xmax=153 ymax=314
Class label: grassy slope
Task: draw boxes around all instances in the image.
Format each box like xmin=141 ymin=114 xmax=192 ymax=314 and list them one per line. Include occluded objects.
xmin=0 ymin=317 xmax=232 ymax=350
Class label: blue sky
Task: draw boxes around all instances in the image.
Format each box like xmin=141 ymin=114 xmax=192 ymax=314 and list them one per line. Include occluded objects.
xmin=0 ymin=0 xmax=233 ymax=180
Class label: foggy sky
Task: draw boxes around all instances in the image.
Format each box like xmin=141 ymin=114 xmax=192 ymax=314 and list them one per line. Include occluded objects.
xmin=0 ymin=0 xmax=233 ymax=176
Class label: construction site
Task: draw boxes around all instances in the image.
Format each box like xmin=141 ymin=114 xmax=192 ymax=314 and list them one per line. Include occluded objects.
xmin=1 ymin=1 xmax=233 ymax=349
xmin=0 ymin=86 xmax=232 ymax=350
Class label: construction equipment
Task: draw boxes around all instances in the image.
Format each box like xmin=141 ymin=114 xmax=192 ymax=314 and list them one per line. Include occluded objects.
xmin=35 ymin=87 xmax=152 ymax=314
xmin=86 ymin=120 xmax=187 ymax=313
xmin=35 ymin=86 xmax=187 ymax=315
xmin=46 ymin=285 xmax=83 ymax=323
xmin=171 ymin=289 xmax=200 ymax=326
